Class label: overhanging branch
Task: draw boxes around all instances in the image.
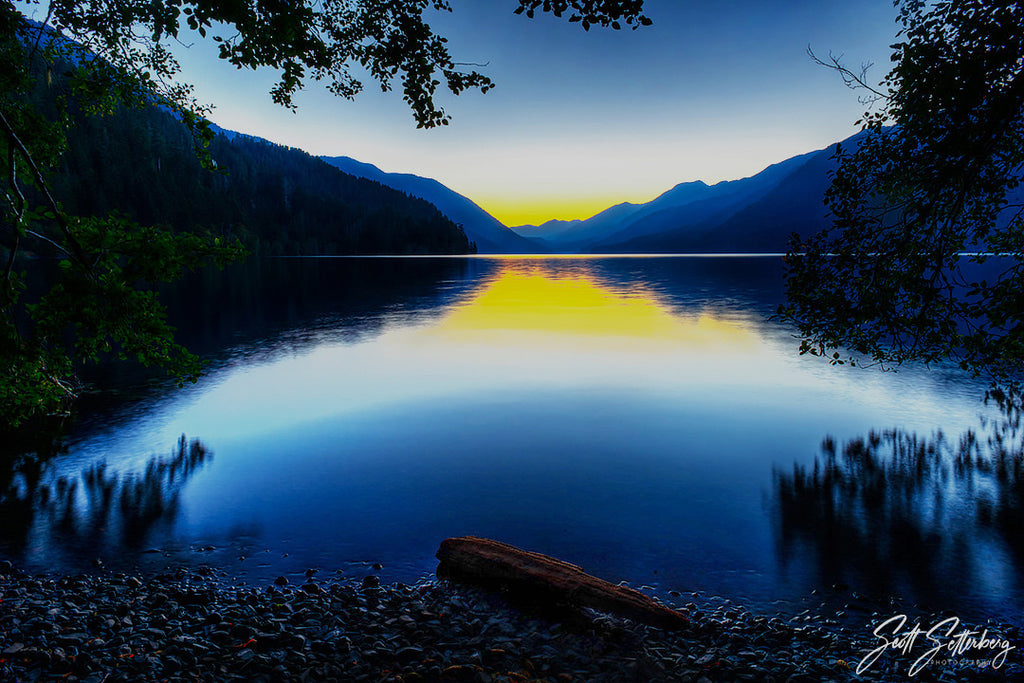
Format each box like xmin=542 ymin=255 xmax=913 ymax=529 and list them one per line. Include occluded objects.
xmin=0 ymin=108 xmax=92 ymax=272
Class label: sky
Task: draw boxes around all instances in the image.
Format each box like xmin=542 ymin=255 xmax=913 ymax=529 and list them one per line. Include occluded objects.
xmin=23 ymin=0 xmax=901 ymax=227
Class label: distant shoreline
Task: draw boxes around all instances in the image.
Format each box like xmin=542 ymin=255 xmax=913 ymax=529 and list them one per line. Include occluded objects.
xmin=279 ymin=253 xmax=790 ymax=259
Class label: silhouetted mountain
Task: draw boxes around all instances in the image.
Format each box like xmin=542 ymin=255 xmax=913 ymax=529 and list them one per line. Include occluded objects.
xmin=513 ymin=201 xmax=647 ymax=249
xmin=512 ymin=216 xmax=588 ymax=240
xmin=322 ymin=156 xmax=540 ymax=253
xmin=689 ymin=148 xmax=837 ymax=252
xmin=47 ymin=106 xmax=474 ymax=255
xmin=600 ymin=146 xmax=838 ymax=253
xmin=508 ymin=140 xmax=847 ymax=253
xmin=11 ymin=21 xmax=473 ymax=256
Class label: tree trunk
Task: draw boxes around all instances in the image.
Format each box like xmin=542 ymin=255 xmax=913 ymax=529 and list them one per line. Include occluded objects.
xmin=435 ymin=536 xmax=688 ymax=631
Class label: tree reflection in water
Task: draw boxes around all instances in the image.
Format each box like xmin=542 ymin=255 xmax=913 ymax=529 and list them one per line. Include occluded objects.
xmin=774 ymin=387 xmax=1023 ymax=603
xmin=0 ymin=435 xmax=210 ymax=556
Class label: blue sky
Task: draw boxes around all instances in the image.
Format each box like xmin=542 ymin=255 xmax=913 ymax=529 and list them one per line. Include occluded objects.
xmin=25 ymin=0 xmax=901 ymax=226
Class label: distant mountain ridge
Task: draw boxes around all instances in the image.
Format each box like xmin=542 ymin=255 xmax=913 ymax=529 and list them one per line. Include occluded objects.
xmin=202 ymin=123 xmax=857 ymax=255
xmin=321 ymin=156 xmax=539 ymax=253
xmin=49 ymin=109 xmax=474 ymax=256
xmin=508 ymin=141 xmax=844 ymax=253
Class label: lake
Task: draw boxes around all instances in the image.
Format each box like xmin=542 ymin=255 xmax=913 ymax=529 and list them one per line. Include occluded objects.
xmin=2 ymin=255 xmax=1021 ymax=625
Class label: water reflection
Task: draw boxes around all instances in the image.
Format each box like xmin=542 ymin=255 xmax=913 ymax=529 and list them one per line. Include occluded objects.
xmin=74 ymin=257 xmax=481 ymax=419
xmin=435 ymin=261 xmax=759 ymax=351
xmin=773 ymin=401 xmax=1023 ymax=608
xmin=73 ymin=255 xmax=790 ymax=426
xmin=3 ymin=256 xmax=1012 ymax=622
xmin=0 ymin=436 xmax=210 ymax=563
xmin=127 ymin=258 xmax=799 ymax=446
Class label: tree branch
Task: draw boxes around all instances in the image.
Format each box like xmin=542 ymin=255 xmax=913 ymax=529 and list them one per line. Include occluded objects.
xmin=808 ymin=47 xmax=889 ymax=106
xmin=0 ymin=108 xmax=91 ymax=271
xmin=3 ymin=229 xmax=20 ymax=284
xmin=24 ymin=229 xmax=73 ymax=257
xmin=5 ymin=144 xmax=26 ymax=282
xmin=27 ymin=3 xmax=55 ymax=64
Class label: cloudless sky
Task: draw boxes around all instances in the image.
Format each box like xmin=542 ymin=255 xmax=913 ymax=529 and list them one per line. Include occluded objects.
xmin=24 ymin=0 xmax=901 ymax=226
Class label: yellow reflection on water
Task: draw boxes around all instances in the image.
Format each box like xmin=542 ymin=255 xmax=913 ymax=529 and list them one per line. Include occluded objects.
xmin=434 ymin=261 xmax=758 ymax=350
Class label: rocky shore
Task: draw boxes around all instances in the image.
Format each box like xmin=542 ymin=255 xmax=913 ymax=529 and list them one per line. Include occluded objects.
xmin=0 ymin=560 xmax=1019 ymax=682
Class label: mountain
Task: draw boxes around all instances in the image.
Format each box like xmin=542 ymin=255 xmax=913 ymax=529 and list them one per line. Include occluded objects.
xmin=675 ymin=147 xmax=838 ymax=252
xmin=321 ymin=156 xmax=539 ymax=253
xmin=10 ymin=29 xmax=472 ymax=255
xmin=512 ymin=202 xmax=645 ymax=247
xmin=512 ymin=216 xmax=588 ymax=240
xmin=509 ymin=147 xmax=829 ymax=252
xmin=596 ymin=144 xmax=841 ymax=253
xmin=47 ymin=106 xmax=475 ymax=255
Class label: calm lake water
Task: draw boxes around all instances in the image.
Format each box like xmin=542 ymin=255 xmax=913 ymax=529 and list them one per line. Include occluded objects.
xmin=3 ymin=255 xmax=1021 ymax=625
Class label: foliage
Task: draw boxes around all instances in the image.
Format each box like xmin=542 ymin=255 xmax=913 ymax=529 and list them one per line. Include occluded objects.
xmin=39 ymin=0 xmax=650 ymax=129
xmin=51 ymin=101 xmax=473 ymax=255
xmin=514 ymin=0 xmax=651 ymax=31
xmin=780 ymin=0 xmax=1024 ymax=378
xmin=1 ymin=6 xmax=242 ymax=430
xmin=1 ymin=0 xmax=650 ymax=430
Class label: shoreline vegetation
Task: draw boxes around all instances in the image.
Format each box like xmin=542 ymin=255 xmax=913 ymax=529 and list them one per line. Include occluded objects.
xmin=1 ymin=557 xmax=1020 ymax=683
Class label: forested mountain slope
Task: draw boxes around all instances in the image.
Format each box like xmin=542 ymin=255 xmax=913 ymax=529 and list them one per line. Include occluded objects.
xmin=47 ymin=104 xmax=473 ymax=255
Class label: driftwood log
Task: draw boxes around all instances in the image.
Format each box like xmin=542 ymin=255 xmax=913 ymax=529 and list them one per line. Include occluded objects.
xmin=435 ymin=536 xmax=688 ymax=630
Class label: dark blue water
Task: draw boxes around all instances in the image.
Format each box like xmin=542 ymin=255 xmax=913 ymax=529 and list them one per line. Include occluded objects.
xmin=2 ymin=256 xmax=1020 ymax=625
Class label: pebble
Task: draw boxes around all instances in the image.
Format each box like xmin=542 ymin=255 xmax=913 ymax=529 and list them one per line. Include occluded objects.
xmin=0 ymin=562 xmax=1018 ymax=682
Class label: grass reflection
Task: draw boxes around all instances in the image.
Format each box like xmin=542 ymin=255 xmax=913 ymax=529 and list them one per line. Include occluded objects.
xmin=773 ymin=395 xmax=1024 ymax=602
xmin=0 ymin=435 xmax=211 ymax=556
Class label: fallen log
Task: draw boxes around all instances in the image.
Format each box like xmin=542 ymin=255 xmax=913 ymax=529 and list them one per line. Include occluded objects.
xmin=435 ymin=536 xmax=688 ymax=630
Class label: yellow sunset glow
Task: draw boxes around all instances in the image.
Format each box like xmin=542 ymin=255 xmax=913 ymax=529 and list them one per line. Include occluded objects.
xmin=473 ymin=194 xmax=655 ymax=228
xmin=434 ymin=262 xmax=758 ymax=349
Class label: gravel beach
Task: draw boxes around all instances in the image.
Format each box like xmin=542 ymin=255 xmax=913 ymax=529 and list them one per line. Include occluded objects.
xmin=0 ymin=560 xmax=1020 ymax=682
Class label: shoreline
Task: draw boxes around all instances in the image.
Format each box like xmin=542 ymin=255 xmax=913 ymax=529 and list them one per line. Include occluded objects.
xmin=1 ymin=561 xmax=1020 ymax=682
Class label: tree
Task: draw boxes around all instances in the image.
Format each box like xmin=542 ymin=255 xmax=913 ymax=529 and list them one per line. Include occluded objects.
xmin=1 ymin=5 xmax=245 ymax=432
xmin=34 ymin=0 xmax=651 ymax=130
xmin=1 ymin=0 xmax=652 ymax=431
xmin=779 ymin=0 xmax=1024 ymax=379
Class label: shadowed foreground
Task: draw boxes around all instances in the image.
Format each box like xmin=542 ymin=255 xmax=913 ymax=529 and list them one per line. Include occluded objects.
xmin=1 ymin=559 xmax=1020 ymax=682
